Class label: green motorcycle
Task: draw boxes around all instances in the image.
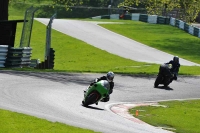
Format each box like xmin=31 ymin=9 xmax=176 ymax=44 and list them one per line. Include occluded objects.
xmin=82 ymin=80 xmax=110 ymax=107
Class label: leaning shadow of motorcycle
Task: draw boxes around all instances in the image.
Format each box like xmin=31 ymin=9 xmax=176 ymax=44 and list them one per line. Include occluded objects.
xmin=155 ymin=85 xmax=173 ymax=90
xmin=81 ymin=104 xmax=104 ymax=110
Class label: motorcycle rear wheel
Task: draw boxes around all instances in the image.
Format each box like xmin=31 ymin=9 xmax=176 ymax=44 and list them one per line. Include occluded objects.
xmin=164 ymin=83 xmax=170 ymax=87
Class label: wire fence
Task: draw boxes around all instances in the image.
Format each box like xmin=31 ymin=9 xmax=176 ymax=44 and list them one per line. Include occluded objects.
xmin=20 ymin=6 xmax=38 ymax=47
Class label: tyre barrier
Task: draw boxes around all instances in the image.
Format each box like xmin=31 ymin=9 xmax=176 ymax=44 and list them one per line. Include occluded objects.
xmin=0 ymin=45 xmax=8 ymax=68
xmin=5 ymin=47 xmax=32 ymax=68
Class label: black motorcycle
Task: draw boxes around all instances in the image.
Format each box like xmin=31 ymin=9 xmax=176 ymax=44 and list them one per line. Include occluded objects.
xmin=154 ymin=64 xmax=174 ymax=88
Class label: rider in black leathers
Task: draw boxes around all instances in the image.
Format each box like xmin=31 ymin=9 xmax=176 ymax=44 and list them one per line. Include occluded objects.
xmin=166 ymin=56 xmax=180 ymax=81
xmin=159 ymin=63 xmax=174 ymax=85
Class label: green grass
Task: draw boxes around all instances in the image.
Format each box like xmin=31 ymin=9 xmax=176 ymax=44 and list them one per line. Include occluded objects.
xmin=0 ymin=109 xmax=97 ymax=133
xmin=129 ymin=99 xmax=200 ymax=133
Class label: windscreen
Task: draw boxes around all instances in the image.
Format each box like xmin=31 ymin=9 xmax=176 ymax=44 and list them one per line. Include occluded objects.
xmin=99 ymin=80 xmax=110 ymax=90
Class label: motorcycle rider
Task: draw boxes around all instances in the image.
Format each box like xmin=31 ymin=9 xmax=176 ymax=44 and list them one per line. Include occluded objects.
xmin=157 ymin=63 xmax=174 ymax=87
xmin=166 ymin=56 xmax=180 ymax=80
xmin=89 ymin=71 xmax=115 ymax=103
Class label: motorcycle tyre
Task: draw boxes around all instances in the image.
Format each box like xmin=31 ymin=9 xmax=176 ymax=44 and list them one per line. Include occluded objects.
xmin=164 ymin=83 xmax=170 ymax=87
xmin=164 ymin=80 xmax=171 ymax=87
xmin=83 ymin=92 xmax=100 ymax=107
xmin=154 ymin=74 xmax=163 ymax=88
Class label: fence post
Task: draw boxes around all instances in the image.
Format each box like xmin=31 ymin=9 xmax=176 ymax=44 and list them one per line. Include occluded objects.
xmin=45 ymin=13 xmax=56 ymax=69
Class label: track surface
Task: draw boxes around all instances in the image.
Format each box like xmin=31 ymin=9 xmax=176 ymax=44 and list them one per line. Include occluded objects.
xmin=0 ymin=71 xmax=200 ymax=133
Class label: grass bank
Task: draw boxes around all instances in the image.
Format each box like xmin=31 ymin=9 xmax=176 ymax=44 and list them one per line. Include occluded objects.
xmin=0 ymin=109 xmax=97 ymax=133
xmin=129 ymin=99 xmax=200 ymax=133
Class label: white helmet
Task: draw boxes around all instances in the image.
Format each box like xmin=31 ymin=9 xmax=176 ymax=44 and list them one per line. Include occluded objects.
xmin=106 ymin=71 xmax=114 ymax=82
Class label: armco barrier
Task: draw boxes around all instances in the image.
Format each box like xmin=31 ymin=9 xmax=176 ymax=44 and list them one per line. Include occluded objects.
xmin=157 ymin=16 xmax=170 ymax=24
xmin=5 ymin=47 xmax=32 ymax=68
xmin=101 ymin=15 xmax=110 ymax=19
xmin=110 ymin=14 xmax=119 ymax=20
xmin=139 ymin=14 xmax=148 ymax=22
xmin=147 ymin=15 xmax=157 ymax=24
xmin=0 ymin=45 xmax=8 ymax=68
xmin=124 ymin=14 xmax=131 ymax=20
xmin=91 ymin=14 xmax=200 ymax=39
xmin=91 ymin=16 xmax=101 ymax=19
xmin=198 ymin=31 xmax=200 ymax=38
xmin=184 ymin=23 xmax=189 ymax=32
xmin=170 ymin=17 xmax=176 ymax=26
xmin=179 ymin=20 xmax=184 ymax=30
xmin=189 ymin=25 xmax=194 ymax=35
xmin=175 ymin=19 xmax=180 ymax=28
xmin=131 ymin=13 xmax=140 ymax=21
xmin=194 ymin=27 xmax=199 ymax=37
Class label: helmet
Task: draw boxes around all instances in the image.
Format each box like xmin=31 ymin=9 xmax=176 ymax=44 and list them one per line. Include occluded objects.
xmin=173 ymin=56 xmax=179 ymax=64
xmin=106 ymin=71 xmax=114 ymax=82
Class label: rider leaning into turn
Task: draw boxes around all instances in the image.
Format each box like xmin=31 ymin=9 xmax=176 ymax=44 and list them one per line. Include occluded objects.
xmin=90 ymin=71 xmax=114 ymax=103
xmin=165 ymin=56 xmax=180 ymax=80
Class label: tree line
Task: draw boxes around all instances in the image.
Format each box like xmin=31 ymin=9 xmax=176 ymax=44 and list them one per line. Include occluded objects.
xmin=119 ymin=0 xmax=200 ymax=23
xmin=1 ymin=0 xmax=200 ymax=23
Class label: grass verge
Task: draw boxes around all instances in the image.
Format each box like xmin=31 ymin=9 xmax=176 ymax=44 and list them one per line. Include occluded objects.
xmin=129 ymin=99 xmax=200 ymax=133
xmin=0 ymin=108 xmax=98 ymax=133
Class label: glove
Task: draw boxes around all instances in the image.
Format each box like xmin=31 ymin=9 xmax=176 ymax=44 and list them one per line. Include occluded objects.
xmin=95 ymin=78 xmax=99 ymax=82
xmin=90 ymin=82 xmax=94 ymax=86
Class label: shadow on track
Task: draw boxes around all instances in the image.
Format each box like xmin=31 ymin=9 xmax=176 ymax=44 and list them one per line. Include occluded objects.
xmin=155 ymin=86 xmax=173 ymax=90
xmin=81 ymin=105 xmax=104 ymax=111
xmin=0 ymin=70 xmax=92 ymax=86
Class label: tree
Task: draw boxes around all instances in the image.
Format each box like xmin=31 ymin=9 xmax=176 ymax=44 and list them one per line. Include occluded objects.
xmin=0 ymin=0 xmax=9 ymax=20
xmin=178 ymin=0 xmax=200 ymax=22
xmin=118 ymin=0 xmax=200 ymax=23
xmin=52 ymin=0 xmax=85 ymax=9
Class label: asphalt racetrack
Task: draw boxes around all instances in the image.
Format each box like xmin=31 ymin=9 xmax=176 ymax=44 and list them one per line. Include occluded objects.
xmin=0 ymin=71 xmax=200 ymax=133
xmin=0 ymin=19 xmax=200 ymax=133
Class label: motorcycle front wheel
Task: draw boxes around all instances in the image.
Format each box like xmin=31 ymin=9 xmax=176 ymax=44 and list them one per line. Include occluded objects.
xmin=83 ymin=91 xmax=100 ymax=107
xmin=154 ymin=74 xmax=163 ymax=88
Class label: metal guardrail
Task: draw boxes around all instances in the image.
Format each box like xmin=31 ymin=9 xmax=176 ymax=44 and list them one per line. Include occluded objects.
xmin=0 ymin=45 xmax=8 ymax=68
xmin=5 ymin=47 xmax=32 ymax=68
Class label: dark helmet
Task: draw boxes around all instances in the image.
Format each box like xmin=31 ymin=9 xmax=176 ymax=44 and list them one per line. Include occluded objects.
xmin=173 ymin=56 xmax=179 ymax=64
xmin=106 ymin=71 xmax=114 ymax=82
